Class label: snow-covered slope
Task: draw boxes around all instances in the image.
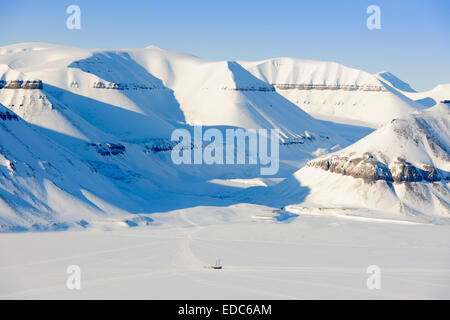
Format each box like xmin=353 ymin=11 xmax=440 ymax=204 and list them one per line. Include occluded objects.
xmin=374 ymin=71 xmax=450 ymax=108
xmin=0 ymin=42 xmax=355 ymax=231
xmin=0 ymin=42 xmax=446 ymax=230
xmin=375 ymin=71 xmax=417 ymax=93
xmin=287 ymin=103 xmax=450 ymax=222
xmin=0 ymin=102 xmax=138 ymax=231
xmin=402 ymin=84 xmax=450 ymax=108
xmin=241 ymin=58 xmax=423 ymax=127
xmin=0 ymin=43 xmax=421 ymax=136
xmin=0 ymin=43 xmax=339 ymax=142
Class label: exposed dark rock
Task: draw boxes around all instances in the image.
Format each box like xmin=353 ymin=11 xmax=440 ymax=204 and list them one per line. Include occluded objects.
xmin=1 ymin=80 xmax=42 ymax=89
xmin=230 ymin=86 xmax=275 ymax=92
xmin=273 ymin=83 xmax=387 ymax=92
xmin=308 ymin=154 xmax=393 ymax=182
xmin=4 ymin=80 xmax=22 ymax=89
xmin=92 ymin=81 xmax=156 ymax=90
xmin=391 ymin=160 xmax=423 ymax=182
xmin=420 ymin=164 xmax=440 ymax=182
xmin=107 ymin=143 xmax=126 ymax=155
xmin=307 ymin=154 xmax=443 ymax=183
xmin=144 ymin=139 xmax=181 ymax=153
xmin=88 ymin=142 xmax=126 ymax=156
xmin=21 ymin=80 xmax=43 ymax=89
xmin=8 ymin=160 xmax=16 ymax=172
xmin=0 ymin=110 xmax=19 ymax=121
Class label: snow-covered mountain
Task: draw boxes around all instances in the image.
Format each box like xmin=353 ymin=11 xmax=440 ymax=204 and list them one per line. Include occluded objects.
xmin=287 ymin=103 xmax=449 ymax=222
xmin=241 ymin=58 xmax=424 ymax=127
xmin=375 ymin=71 xmax=417 ymax=93
xmin=374 ymin=71 xmax=450 ymax=108
xmin=0 ymin=43 xmax=349 ymax=142
xmin=0 ymin=102 xmax=132 ymax=230
xmin=0 ymin=42 xmax=448 ymax=230
xmin=1 ymin=43 xmax=425 ymax=133
xmin=398 ymin=84 xmax=450 ymax=108
xmin=0 ymin=43 xmax=349 ymax=230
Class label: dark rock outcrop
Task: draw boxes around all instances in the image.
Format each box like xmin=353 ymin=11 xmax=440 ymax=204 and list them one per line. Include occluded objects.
xmin=88 ymin=143 xmax=126 ymax=156
xmin=230 ymin=86 xmax=275 ymax=92
xmin=307 ymin=154 xmax=443 ymax=183
xmin=273 ymin=83 xmax=387 ymax=92
xmin=0 ymin=110 xmax=19 ymax=121
xmin=92 ymin=81 xmax=156 ymax=90
xmin=0 ymin=80 xmax=42 ymax=89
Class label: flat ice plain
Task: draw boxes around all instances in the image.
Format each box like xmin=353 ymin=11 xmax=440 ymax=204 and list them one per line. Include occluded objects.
xmin=1 ymin=204 xmax=449 ymax=299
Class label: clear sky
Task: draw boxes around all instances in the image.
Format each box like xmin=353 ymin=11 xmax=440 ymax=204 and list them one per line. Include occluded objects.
xmin=1 ymin=0 xmax=449 ymax=91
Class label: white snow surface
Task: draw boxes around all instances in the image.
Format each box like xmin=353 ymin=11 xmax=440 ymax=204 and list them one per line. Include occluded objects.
xmin=289 ymin=104 xmax=450 ymax=221
xmin=0 ymin=205 xmax=449 ymax=299
xmin=0 ymin=42 xmax=449 ymax=299
xmin=0 ymin=42 xmax=447 ymax=228
xmin=242 ymin=59 xmax=425 ymax=127
xmin=375 ymin=71 xmax=450 ymax=108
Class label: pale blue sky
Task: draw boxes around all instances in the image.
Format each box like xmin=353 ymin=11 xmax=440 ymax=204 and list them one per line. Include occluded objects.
xmin=1 ymin=0 xmax=449 ymax=90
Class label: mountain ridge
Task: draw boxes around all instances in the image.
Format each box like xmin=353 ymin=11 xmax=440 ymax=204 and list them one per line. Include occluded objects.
xmin=0 ymin=42 xmax=448 ymax=230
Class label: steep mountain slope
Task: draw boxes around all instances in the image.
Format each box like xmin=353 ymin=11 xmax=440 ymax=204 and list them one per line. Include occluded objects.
xmin=0 ymin=42 xmax=350 ymax=185
xmin=0 ymin=103 xmax=137 ymax=231
xmin=0 ymin=98 xmax=213 ymax=231
xmin=401 ymin=84 xmax=450 ymax=108
xmin=0 ymin=43 xmax=358 ymax=231
xmin=375 ymin=71 xmax=417 ymax=93
xmin=374 ymin=71 xmax=450 ymax=108
xmin=0 ymin=46 xmax=180 ymax=142
xmin=241 ymin=58 xmax=423 ymax=127
xmin=287 ymin=103 xmax=450 ymax=222
xmin=0 ymin=43 xmax=340 ymax=143
xmin=0 ymin=42 xmax=445 ymax=230
xmin=130 ymin=48 xmax=341 ymax=141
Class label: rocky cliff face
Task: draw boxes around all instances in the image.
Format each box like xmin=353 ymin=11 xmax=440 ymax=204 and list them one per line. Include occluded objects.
xmin=306 ymin=103 xmax=449 ymax=184
xmin=87 ymin=143 xmax=126 ymax=156
xmin=274 ymin=83 xmax=387 ymax=92
xmin=92 ymin=81 xmax=157 ymax=90
xmin=0 ymin=80 xmax=43 ymax=89
xmin=307 ymin=153 xmax=444 ymax=183
xmin=289 ymin=104 xmax=449 ymax=221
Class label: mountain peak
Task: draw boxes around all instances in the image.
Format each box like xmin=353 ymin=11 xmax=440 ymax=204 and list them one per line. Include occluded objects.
xmin=375 ymin=71 xmax=417 ymax=93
